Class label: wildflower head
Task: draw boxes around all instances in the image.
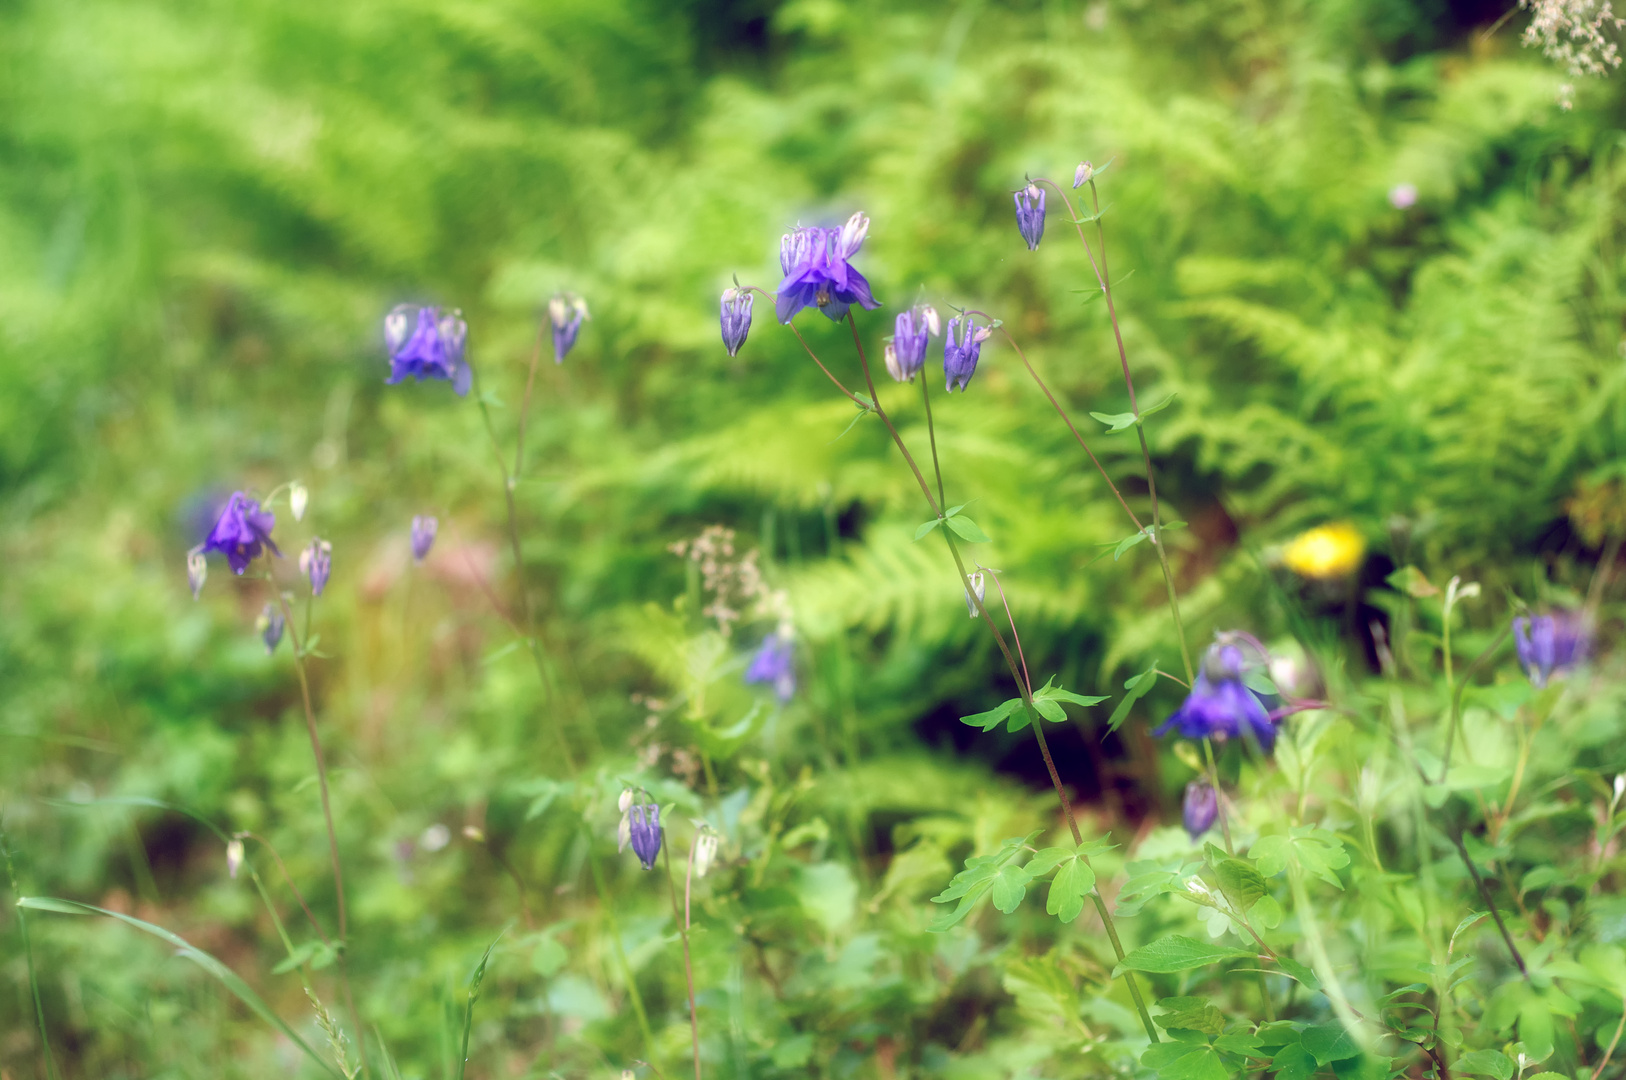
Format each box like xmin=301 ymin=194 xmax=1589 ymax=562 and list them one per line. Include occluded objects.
xmin=300 ymin=539 xmax=333 ymax=597
xmin=745 ymin=632 xmax=796 ymax=703
xmin=1014 ymin=182 xmax=1046 ymax=250
xmin=964 ymin=569 xmax=986 ymax=618
xmin=1183 ymin=780 xmax=1219 ymax=838
xmin=1389 ymin=183 xmax=1418 ymax=210
xmin=1282 ymin=522 xmax=1366 ymax=580
xmin=385 ymin=305 xmax=471 ymax=396
xmin=1154 ymin=639 xmax=1276 ymax=749
xmin=887 ymin=305 xmax=936 ymax=383
xmin=1073 ymin=161 xmax=1094 ymax=188
xmin=258 ymin=603 xmax=286 ymax=655
xmin=187 ymin=549 xmax=208 ymax=599
xmin=628 ymin=803 xmax=662 ymax=870
xmin=1513 ymin=611 xmax=1590 ymax=688
xmin=410 ymin=516 xmax=438 ymax=563
xmin=775 ymin=212 xmax=880 ymax=324
xmin=693 ymin=830 xmax=720 ymax=878
xmin=720 ymin=288 xmax=755 ymax=357
xmin=943 ymin=316 xmax=991 ymax=393
xmin=549 ymin=294 xmax=589 ymax=363
xmin=201 ymin=492 xmax=280 ymax=575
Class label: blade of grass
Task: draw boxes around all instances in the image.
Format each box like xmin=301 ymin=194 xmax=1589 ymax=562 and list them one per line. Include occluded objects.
xmin=2 ymin=827 xmax=60 ymax=1080
xmin=457 ymin=929 xmax=506 ymax=1080
xmin=17 ymin=896 xmax=343 ymax=1078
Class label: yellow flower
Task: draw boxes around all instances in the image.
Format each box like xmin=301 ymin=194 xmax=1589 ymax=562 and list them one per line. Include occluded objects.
xmin=1283 ymin=522 xmax=1366 ymax=580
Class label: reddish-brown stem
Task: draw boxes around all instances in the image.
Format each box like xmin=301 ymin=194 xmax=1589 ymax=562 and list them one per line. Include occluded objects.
xmin=984 ymin=570 xmax=1033 ymax=697
xmin=240 ymin=831 xmax=331 ymax=947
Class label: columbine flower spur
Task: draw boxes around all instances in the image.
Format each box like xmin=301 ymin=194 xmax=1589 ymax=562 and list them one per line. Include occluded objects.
xmin=775 ymin=212 xmax=880 ymax=324
xmin=720 ymin=288 xmax=754 ymax=356
xmin=1014 ymin=182 xmax=1046 ymax=250
xmin=385 ymin=305 xmax=471 ymax=395
xmin=201 ymin=492 xmax=280 ymax=575
xmin=1155 ymin=639 xmax=1277 ymax=750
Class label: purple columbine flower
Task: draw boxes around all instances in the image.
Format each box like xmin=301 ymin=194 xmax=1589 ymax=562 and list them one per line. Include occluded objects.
xmin=746 ymin=632 xmax=796 ymax=703
xmin=300 ymin=539 xmax=332 ymax=597
xmin=1154 ymin=641 xmax=1277 ymax=750
xmin=720 ymin=288 xmax=754 ymax=356
xmin=200 ymin=492 xmax=280 ymax=575
xmin=886 ymin=305 xmax=936 ymax=382
xmin=549 ymin=294 xmax=589 ymax=363
xmin=410 ymin=516 xmax=438 ymax=563
xmin=1073 ymin=162 xmax=1093 ymax=189
xmin=775 ymin=212 xmax=881 ymax=324
xmin=385 ymin=305 xmax=471 ymax=396
xmin=628 ymin=803 xmax=662 ymax=870
xmin=259 ymin=603 xmax=285 ymax=655
xmin=943 ymin=316 xmax=990 ymax=393
xmin=1014 ymin=182 xmax=1046 ymax=250
xmin=1183 ymin=780 xmax=1219 ymax=838
xmin=1513 ymin=612 xmax=1589 ymax=688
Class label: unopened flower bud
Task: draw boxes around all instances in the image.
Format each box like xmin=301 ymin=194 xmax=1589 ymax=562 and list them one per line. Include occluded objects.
xmin=964 ymin=570 xmax=986 ymax=618
xmin=693 ymin=831 xmax=720 ymax=878
xmin=410 ymin=516 xmax=438 ymax=563
xmin=1014 ymin=182 xmax=1046 ymax=250
xmin=720 ymin=288 xmax=755 ymax=357
xmin=462 ymin=825 xmax=485 ymax=843
xmin=299 ymin=539 xmax=332 ymax=597
xmin=1073 ymin=161 xmax=1093 ymax=188
xmin=628 ymin=803 xmax=662 ymax=870
xmin=1183 ymin=780 xmax=1219 ymax=838
xmin=619 ymin=788 xmax=635 ymax=813
xmin=289 ymin=482 xmax=309 ymax=522
xmin=258 ymin=603 xmax=286 ymax=655
xmin=226 ymin=838 xmax=244 ymax=880
xmin=549 ymin=294 xmax=589 ymax=363
xmin=889 ymin=306 xmax=934 ymax=382
xmin=187 ymin=548 xmax=208 ymax=600
xmin=921 ymin=305 xmax=941 ymax=337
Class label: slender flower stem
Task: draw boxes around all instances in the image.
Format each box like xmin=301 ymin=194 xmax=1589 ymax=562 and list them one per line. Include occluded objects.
xmin=273 ymin=588 xmax=371 ymax=1080
xmin=919 ymin=376 xmax=948 ymax=511
xmin=241 ymin=831 xmax=333 ymax=947
xmin=1448 ymin=828 xmax=1528 ymax=977
xmin=3 ymin=824 xmax=61 ymax=1080
xmin=1438 ymin=624 xmax=1511 ymax=783
xmin=844 ymin=313 xmax=1159 ymax=1044
xmin=1200 ymin=737 xmax=1234 ymax=855
xmin=660 ymin=834 xmax=704 ymax=1080
xmin=589 ymin=842 xmax=660 ymax=1066
xmin=985 ymin=571 xmax=1032 ymax=697
xmin=1592 ymin=1000 xmax=1626 ymax=1080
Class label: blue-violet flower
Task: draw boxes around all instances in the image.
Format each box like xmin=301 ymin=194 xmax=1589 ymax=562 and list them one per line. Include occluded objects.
xmin=628 ymin=803 xmax=662 ymax=870
xmin=410 ymin=516 xmax=438 ymax=563
xmin=201 ymin=492 xmax=280 ymax=575
xmin=1513 ymin=612 xmax=1589 ymax=688
xmin=1154 ymin=641 xmax=1276 ymax=750
xmin=300 ymin=539 xmax=332 ymax=597
xmin=775 ymin=212 xmax=880 ymax=324
xmin=1183 ymin=780 xmax=1219 ymax=838
xmin=720 ymin=288 xmax=754 ymax=356
xmin=1073 ymin=162 xmax=1093 ymax=189
xmin=1015 ymin=182 xmax=1046 ymax=250
xmin=385 ymin=305 xmax=471 ymax=396
xmin=943 ymin=316 xmax=990 ymax=393
xmin=549 ymin=294 xmax=589 ymax=363
xmin=886 ymin=305 xmax=937 ymax=382
xmin=745 ymin=632 xmax=796 ymax=703
xmin=259 ymin=603 xmax=285 ymax=655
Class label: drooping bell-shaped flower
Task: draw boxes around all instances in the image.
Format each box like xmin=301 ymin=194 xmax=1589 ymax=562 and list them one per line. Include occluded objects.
xmin=258 ymin=603 xmax=286 ymax=655
xmin=887 ymin=305 xmax=936 ymax=382
xmin=693 ymin=831 xmax=720 ymax=878
xmin=384 ymin=305 xmax=471 ymax=395
xmin=1073 ymin=162 xmax=1093 ymax=189
xmin=201 ymin=492 xmax=281 ymax=575
xmin=720 ymin=288 xmax=755 ymax=357
xmin=1014 ymin=182 xmax=1046 ymax=250
xmin=1513 ymin=612 xmax=1590 ymax=688
xmin=187 ymin=549 xmax=208 ymax=599
xmin=628 ymin=803 xmax=662 ymax=870
xmin=410 ymin=516 xmax=438 ymax=563
xmin=1154 ymin=640 xmax=1277 ymax=750
xmin=300 ymin=539 xmax=333 ymax=597
xmin=964 ymin=569 xmax=986 ymax=618
xmin=1183 ymin=780 xmax=1219 ymax=838
xmin=943 ymin=317 xmax=990 ymax=393
xmin=745 ymin=632 xmax=796 ymax=703
xmin=775 ymin=212 xmax=881 ymax=324
xmin=549 ymin=294 xmax=589 ymax=362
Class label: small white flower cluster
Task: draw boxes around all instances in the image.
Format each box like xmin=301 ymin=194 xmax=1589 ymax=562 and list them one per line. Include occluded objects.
xmin=1519 ymin=0 xmax=1625 ymax=107
xmin=669 ymin=524 xmax=790 ymax=639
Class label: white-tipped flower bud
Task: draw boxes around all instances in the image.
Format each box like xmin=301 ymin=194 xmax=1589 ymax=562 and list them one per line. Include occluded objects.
xmin=1073 ymin=161 xmax=1094 ymax=188
xmin=693 ymin=832 xmax=720 ymax=878
xmin=964 ymin=570 xmax=987 ymax=618
xmin=226 ymin=838 xmax=245 ymax=880
xmin=289 ymin=482 xmax=308 ymax=522
xmin=187 ymin=549 xmax=208 ymax=600
xmin=921 ymin=305 xmax=941 ymax=337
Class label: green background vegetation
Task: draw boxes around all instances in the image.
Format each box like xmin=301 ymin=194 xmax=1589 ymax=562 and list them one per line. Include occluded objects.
xmin=3 ymin=0 xmax=1626 ymax=1077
